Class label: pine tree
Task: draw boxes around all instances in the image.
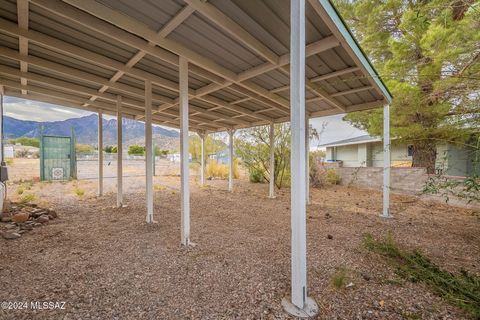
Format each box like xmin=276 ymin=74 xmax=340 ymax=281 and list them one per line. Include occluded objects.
xmin=333 ymin=0 xmax=480 ymax=173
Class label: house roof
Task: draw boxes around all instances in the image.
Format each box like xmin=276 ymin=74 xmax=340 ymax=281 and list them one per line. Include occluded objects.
xmin=319 ymin=134 xmax=380 ymax=147
xmin=0 ymin=0 xmax=391 ymax=133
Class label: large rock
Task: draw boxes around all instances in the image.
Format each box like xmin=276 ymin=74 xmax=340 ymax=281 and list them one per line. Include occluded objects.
xmin=37 ymin=215 xmax=49 ymax=224
xmin=47 ymin=209 xmax=58 ymax=219
xmin=31 ymin=209 xmax=47 ymax=219
xmin=12 ymin=212 xmax=29 ymax=224
xmin=2 ymin=231 xmax=21 ymax=240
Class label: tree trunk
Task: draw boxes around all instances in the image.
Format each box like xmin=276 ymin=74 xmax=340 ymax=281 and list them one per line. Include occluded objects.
xmin=412 ymin=140 xmax=437 ymax=174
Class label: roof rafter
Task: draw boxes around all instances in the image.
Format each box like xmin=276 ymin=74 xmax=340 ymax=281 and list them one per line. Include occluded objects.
xmin=17 ymin=0 xmax=28 ymax=94
xmin=80 ymin=4 xmax=196 ymax=110
xmin=61 ymin=0 xmax=292 ymax=110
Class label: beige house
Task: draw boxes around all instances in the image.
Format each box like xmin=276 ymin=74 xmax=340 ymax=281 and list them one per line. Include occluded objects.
xmin=322 ymin=135 xmax=478 ymax=177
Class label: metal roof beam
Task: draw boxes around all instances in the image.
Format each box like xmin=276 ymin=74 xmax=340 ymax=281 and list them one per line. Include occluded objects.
xmin=60 ymin=0 xmax=291 ymax=109
xmin=185 ymin=0 xmax=280 ymax=65
xmin=82 ymin=5 xmax=195 ymax=110
xmin=0 ymin=47 xmax=174 ymax=104
xmin=17 ymin=0 xmax=28 ymax=94
xmin=32 ymin=0 xmax=287 ymax=116
xmin=0 ymin=18 xmax=185 ymax=94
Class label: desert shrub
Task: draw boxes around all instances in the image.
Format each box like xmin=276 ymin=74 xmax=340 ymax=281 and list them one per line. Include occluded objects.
xmin=310 ymin=165 xmax=341 ymax=187
xmin=363 ymin=234 xmax=480 ymax=318
xmin=5 ymin=159 xmax=13 ymax=165
xmin=310 ymin=162 xmax=327 ymax=188
xmin=128 ymin=145 xmax=144 ymax=155
xmin=326 ymin=168 xmax=341 ymax=185
xmin=189 ymin=162 xmax=200 ymax=172
xmin=249 ymin=167 xmax=265 ymax=183
xmin=19 ymin=193 xmax=35 ymax=204
xmin=331 ymin=267 xmax=351 ymax=289
xmin=76 ymin=144 xmax=95 ymax=153
xmin=104 ymin=145 xmax=117 ymax=153
xmin=206 ymin=160 xmax=228 ymax=179
xmin=154 ymin=146 xmax=168 ymax=157
xmin=73 ymin=187 xmax=85 ymax=197
xmin=206 ymin=160 xmax=239 ymax=179
xmin=15 ymin=149 xmax=29 ymax=158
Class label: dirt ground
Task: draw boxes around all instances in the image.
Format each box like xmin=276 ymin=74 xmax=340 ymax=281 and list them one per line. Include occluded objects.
xmin=0 ymin=175 xmax=479 ymax=319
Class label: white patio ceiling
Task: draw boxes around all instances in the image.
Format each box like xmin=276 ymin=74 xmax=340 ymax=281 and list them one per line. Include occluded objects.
xmin=0 ymin=0 xmax=391 ymax=133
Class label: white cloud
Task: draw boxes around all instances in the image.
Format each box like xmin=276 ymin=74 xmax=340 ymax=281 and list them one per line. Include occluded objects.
xmin=3 ymin=96 xmax=93 ymax=121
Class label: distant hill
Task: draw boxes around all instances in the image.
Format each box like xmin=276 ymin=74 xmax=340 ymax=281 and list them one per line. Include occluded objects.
xmin=4 ymin=114 xmax=179 ymax=150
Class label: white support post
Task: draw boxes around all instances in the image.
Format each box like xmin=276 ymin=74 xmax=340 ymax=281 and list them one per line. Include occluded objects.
xmin=282 ymin=0 xmax=318 ymax=317
xmin=98 ymin=111 xmax=103 ymax=196
xmin=145 ymin=79 xmax=154 ymax=223
xmin=268 ymin=123 xmax=275 ymax=198
xmin=199 ymin=131 xmax=206 ymax=187
xmin=179 ymin=56 xmax=190 ymax=246
xmin=305 ymin=116 xmax=310 ymax=205
xmin=228 ymin=129 xmax=235 ymax=192
xmin=382 ymin=104 xmax=392 ymax=218
xmin=116 ymin=95 xmax=123 ymax=208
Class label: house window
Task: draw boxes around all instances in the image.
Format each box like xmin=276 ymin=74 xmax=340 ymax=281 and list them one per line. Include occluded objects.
xmin=407 ymin=145 xmax=414 ymax=157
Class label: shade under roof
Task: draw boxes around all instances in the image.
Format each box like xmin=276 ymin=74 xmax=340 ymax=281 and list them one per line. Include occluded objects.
xmin=0 ymin=0 xmax=392 ymax=133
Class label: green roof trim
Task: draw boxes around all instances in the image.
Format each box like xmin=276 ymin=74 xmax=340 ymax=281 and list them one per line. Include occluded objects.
xmin=319 ymin=0 xmax=393 ymax=102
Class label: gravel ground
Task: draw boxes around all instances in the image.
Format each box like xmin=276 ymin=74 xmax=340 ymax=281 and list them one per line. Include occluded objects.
xmin=0 ymin=178 xmax=478 ymax=319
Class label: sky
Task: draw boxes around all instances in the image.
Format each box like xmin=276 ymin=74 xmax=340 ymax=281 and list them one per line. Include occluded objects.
xmin=3 ymin=96 xmax=94 ymax=121
xmin=2 ymin=96 xmax=368 ymax=147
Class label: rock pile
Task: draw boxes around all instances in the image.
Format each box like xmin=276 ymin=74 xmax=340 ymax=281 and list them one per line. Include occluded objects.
xmin=0 ymin=203 xmax=58 ymax=240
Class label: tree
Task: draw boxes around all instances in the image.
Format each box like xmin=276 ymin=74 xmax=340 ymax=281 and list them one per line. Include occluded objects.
xmin=333 ymin=0 xmax=480 ymax=173
xmin=188 ymin=134 xmax=225 ymax=163
xmin=104 ymin=145 xmax=117 ymax=153
xmin=8 ymin=137 xmax=40 ymax=148
xmin=235 ymin=124 xmax=291 ymax=188
xmin=154 ymin=146 xmax=168 ymax=157
xmin=76 ymin=144 xmax=94 ymax=153
xmin=128 ymin=145 xmax=145 ymax=155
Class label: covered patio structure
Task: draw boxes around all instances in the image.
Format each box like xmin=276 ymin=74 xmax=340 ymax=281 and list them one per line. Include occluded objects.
xmin=0 ymin=0 xmax=392 ymax=315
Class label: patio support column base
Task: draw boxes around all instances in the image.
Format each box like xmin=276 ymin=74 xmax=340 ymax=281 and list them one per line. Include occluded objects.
xmin=281 ymin=297 xmax=319 ymax=318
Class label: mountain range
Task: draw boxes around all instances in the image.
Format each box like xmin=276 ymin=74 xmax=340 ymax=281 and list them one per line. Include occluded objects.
xmin=4 ymin=114 xmax=180 ymax=150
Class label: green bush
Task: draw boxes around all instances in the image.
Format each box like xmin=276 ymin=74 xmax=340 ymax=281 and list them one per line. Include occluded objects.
xmin=154 ymin=146 xmax=168 ymax=157
xmin=128 ymin=145 xmax=145 ymax=155
xmin=76 ymin=144 xmax=94 ymax=153
xmin=104 ymin=145 xmax=118 ymax=153
xmin=249 ymin=168 xmax=265 ymax=183
xmin=326 ymin=168 xmax=341 ymax=185
xmin=9 ymin=137 xmax=40 ymax=148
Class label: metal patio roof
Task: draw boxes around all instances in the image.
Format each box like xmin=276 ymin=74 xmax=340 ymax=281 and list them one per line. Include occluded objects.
xmin=0 ymin=0 xmax=392 ymax=133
